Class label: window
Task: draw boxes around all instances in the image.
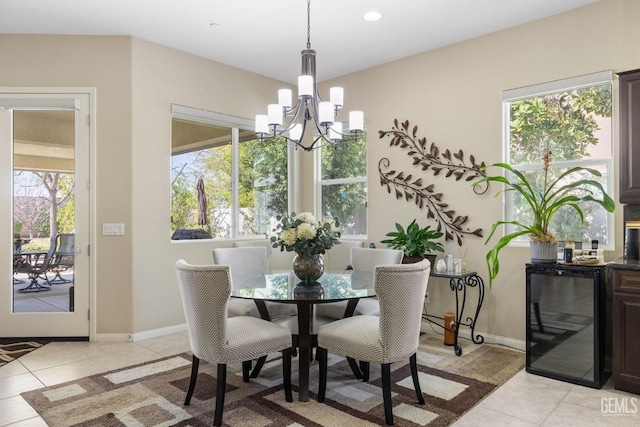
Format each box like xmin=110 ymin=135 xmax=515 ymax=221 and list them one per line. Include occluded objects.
xmin=502 ymin=71 xmax=613 ymax=245
xmin=171 ymin=105 xmax=288 ymax=239
xmin=317 ymin=131 xmax=367 ymax=236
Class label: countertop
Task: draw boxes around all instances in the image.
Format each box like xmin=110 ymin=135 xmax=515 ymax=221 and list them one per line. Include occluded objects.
xmin=606 ymin=258 xmax=640 ymax=271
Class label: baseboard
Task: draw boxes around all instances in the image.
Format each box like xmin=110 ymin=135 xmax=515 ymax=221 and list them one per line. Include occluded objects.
xmin=101 ymin=322 xmax=525 ymax=352
xmin=421 ymin=321 xmax=525 ymax=352
xmin=131 ymin=323 xmax=188 ymax=342
xmin=93 ymin=333 xmax=133 ymax=343
xmin=467 ymin=331 xmax=525 ymax=352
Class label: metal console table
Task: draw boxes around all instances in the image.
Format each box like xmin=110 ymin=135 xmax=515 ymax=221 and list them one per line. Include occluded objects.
xmin=423 ymin=271 xmax=485 ymax=356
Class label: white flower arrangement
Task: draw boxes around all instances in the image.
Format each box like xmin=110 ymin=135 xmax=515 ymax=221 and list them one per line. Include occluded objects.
xmin=270 ymin=211 xmax=341 ymax=257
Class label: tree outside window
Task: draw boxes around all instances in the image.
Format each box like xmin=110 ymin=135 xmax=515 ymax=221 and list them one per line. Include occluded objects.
xmin=504 ymin=75 xmax=613 ymax=245
xmin=318 ymin=132 xmax=367 ymax=236
xmin=171 ymin=114 xmax=288 ymax=239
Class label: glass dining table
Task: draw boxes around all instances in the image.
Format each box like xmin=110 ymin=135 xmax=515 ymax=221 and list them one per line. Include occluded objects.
xmin=230 ymin=269 xmax=375 ymax=402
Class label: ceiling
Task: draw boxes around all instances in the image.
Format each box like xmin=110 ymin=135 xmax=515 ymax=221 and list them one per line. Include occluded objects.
xmin=0 ymin=0 xmax=599 ymax=84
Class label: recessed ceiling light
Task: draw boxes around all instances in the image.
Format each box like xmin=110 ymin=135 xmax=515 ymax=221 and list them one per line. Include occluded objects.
xmin=363 ymin=11 xmax=382 ymax=22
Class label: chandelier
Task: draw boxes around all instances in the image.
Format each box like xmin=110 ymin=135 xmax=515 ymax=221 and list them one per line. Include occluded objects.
xmin=255 ymin=0 xmax=363 ymax=151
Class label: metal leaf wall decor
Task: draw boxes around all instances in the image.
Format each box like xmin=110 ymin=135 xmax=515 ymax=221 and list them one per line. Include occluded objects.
xmin=378 ymin=119 xmax=486 ymax=245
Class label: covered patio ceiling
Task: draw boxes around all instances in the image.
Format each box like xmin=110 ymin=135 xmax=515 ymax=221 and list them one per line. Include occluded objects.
xmin=13 ymin=111 xmax=74 ymax=174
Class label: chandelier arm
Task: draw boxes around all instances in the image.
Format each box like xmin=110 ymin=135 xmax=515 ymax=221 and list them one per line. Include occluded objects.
xmin=278 ymin=100 xmax=305 ymax=134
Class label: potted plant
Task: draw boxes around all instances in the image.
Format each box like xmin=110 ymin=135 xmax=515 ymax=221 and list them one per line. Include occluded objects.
xmin=270 ymin=211 xmax=341 ymax=282
xmin=381 ymin=219 xmax=444 ymax=265
xmin=475 ymin=149 xmax=615 ymax=287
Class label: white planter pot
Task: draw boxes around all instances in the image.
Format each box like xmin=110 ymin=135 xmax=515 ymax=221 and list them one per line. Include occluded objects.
xmin=530 ymin=241 xmax=558 ymax=264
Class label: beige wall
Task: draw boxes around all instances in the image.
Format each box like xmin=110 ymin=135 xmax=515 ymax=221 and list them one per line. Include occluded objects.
xmin=321 ymin=0 xmax=635 ymax=342
xmin=1 ymin=0 xmax=639 ymax=343
xmin=129 ymin=38 xmax=289 ymax=334
xmin=0 ymin=35 xmax=134 ymax=335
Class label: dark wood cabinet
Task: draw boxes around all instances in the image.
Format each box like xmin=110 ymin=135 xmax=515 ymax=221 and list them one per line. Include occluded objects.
xmin=612 ymin=267 xmax=640 ymax=394
xmin=618 ymin=69 xmax=640 ymax=203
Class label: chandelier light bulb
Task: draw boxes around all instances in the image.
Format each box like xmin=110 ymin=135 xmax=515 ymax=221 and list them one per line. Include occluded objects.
xmin=267 ymin=104 xmax=282 ymax=126
xmin=349 ymin=111 xmax=364 ymax=131
xmin=319 ymin=102 xmax=334 ymax=124
xmin=298 ymin=75 xmax=314 ymax=98
xmin=278 ymin=89 xmax=292 ymax=108
xmin=329 ymin=122 xmax=343 ymax=141
xmin=330 ymin=87 xmax=344 ymax=107
xmin=255 ymin=115 xmax=269 ymax=134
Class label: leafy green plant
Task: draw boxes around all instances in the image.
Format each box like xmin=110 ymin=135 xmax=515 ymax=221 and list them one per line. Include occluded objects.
xmin=381 ymin=219 xmax=444 ymax=258
xmin=475 ymin=151 xmax=615 ymax=286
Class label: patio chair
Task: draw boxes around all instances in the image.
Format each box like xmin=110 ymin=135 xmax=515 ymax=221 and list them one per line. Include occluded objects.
xmin=175 ymin=260 xmax=293 ymax=426
xmin=15 ymin=234 xmax=58 ymax=292
xmin=13 ymin=255 xmax=24 ymax=284
xmin=317 ymin=259 xmax=431 ymax=425
xmin=48 ymin=233 xmax=74 ymax=284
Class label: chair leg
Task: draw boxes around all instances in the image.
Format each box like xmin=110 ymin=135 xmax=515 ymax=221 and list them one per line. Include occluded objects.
xmin=410 ymin=353 xmax=425 ymax=404
xmin=242 ymin=360 xmax=251 ymax=382
xmin=381 ymin=363 xmax=394 ymax=425
xmin=214 ymin=364 xmax=227 ymax=427
xmin=317 ymin=347 xmax=328 ymax=402
xmin=282 ymin=348 xmax=293 ymax=402
xmin=184 ymin=355 xmax=200 ymax=405
xmin=360 ymin=361 xmax=370 ymax=382
xmin=347 ymin=357 xmax=363 ymax=379
xmin=250 ymin=355 xmax=267 ymax=378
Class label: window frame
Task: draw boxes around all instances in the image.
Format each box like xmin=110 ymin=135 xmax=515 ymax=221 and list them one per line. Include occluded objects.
xmin=170 ymin=104 xmax=291 ymax=240
xmin=501 ymin=71 xmax=615 ymax=249
xmin=314 ymin=128 xmax=368 ymax=239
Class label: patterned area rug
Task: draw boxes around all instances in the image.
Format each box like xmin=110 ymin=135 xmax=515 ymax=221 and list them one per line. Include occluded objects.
xmin=22 ymin=335 xmax=524 ymax=426
xmin=0 ymin=340 xmax=48 ymax=367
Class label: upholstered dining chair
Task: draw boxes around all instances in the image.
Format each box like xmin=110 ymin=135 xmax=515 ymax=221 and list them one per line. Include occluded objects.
xmin=316 ymin=259 xmax=431 ymax=426
xmin=175 ymin=260 xmax=293 ymax=426
xmin=212 ymin=246 xmax=296 ymax=320
xmin=323 ymin=240 xmax=364 ymax=270
xmin=316 ymin=247 xmax=404 ymax=319
xmin=233 ymin=239 xmax=274 ymax=271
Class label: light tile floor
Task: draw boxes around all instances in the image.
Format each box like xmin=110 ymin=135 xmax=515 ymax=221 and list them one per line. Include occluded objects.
xmin=1 ymin=333 xmax=638 ymax=426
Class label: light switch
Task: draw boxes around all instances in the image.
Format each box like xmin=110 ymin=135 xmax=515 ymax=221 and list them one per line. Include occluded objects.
xmin=103 ymin=223 xmax=125 ymax=235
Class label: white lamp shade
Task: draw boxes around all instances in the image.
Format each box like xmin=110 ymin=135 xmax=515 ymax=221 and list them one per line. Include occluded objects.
xmin=319 ymin=102 xmax=334 ymax=124
xmin=289 ymin=123 xmax=303 ymax=141
xmin=278 ymin=89 xmax=292 ymax=108
xmin=349 ymin=111 xmax=364 ymax=131
xmin=268 ymin=104 xmax=283 ymax=126
xmin=330 ymin=87 xmax=344 ymax=107
xmin=298 ymin=75 xmax=314 ymax=97
xmin=255 ymin=114 xmax=269 ymax=134
xmin=329 ymin=122 xmax=343 ymax=141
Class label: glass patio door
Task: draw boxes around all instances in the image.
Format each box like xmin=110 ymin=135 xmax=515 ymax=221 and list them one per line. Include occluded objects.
xmin=0 ymin=91 xmax=91 ymax=338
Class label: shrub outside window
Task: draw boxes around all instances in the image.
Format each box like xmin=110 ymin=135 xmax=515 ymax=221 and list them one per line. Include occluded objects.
xmin=317 ymin=132 xmax=367 ymax=236
xmin=502 ymin=72 xmax=613 ymax=246
xmin=171 ymin=107 xmax=288 ymax=239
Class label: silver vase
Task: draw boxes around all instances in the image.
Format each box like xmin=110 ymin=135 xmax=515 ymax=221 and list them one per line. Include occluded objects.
xmin=292 ymin=254 xmax=325 ymax=282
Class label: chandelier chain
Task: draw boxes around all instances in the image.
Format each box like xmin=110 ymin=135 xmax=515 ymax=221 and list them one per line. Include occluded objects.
xmin=306 ymin=0 xmax=311 ymax=49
